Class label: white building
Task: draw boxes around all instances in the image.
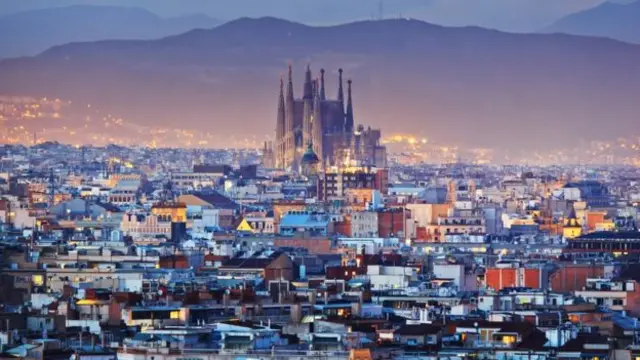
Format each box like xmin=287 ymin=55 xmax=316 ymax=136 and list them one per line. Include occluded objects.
xmin=433 ymin=263 xmax=477 ymax=291
xmin=366 ymin=265 xmax=417 ymax=290
xmin=336 ymin=237 xmax=400 ymax=255
xmin=120 ymin=213 xmax=171 ymax=240
xmin=350 ymin=211 xmax=379 ymax=238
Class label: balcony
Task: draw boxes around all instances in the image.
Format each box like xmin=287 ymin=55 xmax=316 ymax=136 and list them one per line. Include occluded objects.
xmin=473 ymin=340 xmax=514 ymax=349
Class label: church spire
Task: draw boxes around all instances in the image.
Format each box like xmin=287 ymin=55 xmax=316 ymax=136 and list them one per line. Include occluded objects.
xmin=286 ymin=63 xmax=294 ymax=103
xmin=286 ymin=63 xmax=294 ymax=133
xmin=337 ymin=68 xmax=345 ymax=110
xmin=320 ymin=68 xmax=326 ymax=101
xmin=312 ymin=78 xmax=318 ymax=99
xmin=277 ymin=76 xmax=285 ymax=139
xmin=303 ymin=63 xmax=313 ymax=100
xmin=313 ymin=82 xmax=323 ymax=166
xmin=302 ymin=64 xmax=314 ymax=149
xmin=345 ymin=79 xmax=354 ymax=134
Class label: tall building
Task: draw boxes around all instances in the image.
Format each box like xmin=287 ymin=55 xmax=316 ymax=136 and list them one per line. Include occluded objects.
xmin=267 ymin=64 xmax=386 ymax=172
xmin=317 ymin=167 xmax=389 ymax=201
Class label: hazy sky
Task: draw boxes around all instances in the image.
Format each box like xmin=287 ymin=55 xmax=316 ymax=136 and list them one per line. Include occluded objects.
xmin=0 ymin=0 xmax=616 ymax=32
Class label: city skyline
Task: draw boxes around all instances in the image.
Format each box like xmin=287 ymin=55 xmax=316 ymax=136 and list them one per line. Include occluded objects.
xmin=2 ymin=10 xmax=640 ymax=165
xmin=1 ymin=2 xmax=640 ymax=360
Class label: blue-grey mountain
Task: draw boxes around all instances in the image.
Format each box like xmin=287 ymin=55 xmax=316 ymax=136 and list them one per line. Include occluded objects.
xmin=542 ymin=0 xmax=640 ymax=43
xmin=1 ymin=17 xmax=639 ymax=152
xmin=0 ymin=5 xmax=221 ymax=58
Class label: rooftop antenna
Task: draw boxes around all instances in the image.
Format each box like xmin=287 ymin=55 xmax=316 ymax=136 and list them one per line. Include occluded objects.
xmin=378 ymin=0 xmax=384 ymax=20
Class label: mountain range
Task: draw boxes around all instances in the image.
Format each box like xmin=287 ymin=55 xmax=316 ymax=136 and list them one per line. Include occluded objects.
xmin=0 ymin=5 xmax=221 ymax=59
xmin=0 ymin=0 xmax=608 ymax=34
xmin=1 ymin=17 xmax=640 ymax=153
xmin=543 ymin=0 xmax=640 ymax=44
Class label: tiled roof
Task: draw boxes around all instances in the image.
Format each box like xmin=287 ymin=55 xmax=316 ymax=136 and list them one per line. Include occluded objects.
xmin=193 ymin=191 xmax=238 ymax=210
xmin=395 ymin=324 xmax=443 ymax=336
xmin=220 ymin=251 xmax=283 ymax=269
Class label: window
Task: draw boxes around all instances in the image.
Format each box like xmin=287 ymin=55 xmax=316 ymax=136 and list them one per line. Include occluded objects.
xmin=501 ymin=335 xmax=516 ymax=345
xmin=32 ymin=275 xmax=44 ymax=286
xmin=170 ymin=311 xmax=180 ymax=319
xmin=613 ymin=299 xmax=624 ymax=306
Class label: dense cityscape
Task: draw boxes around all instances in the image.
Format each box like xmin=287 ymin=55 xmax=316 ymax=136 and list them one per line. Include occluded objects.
xmin=2 ymin=1 xmax=640 ymax=360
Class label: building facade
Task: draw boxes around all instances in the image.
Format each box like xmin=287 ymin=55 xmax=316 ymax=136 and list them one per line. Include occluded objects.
xmin=268 ymin=65 xmax=386 ymax=171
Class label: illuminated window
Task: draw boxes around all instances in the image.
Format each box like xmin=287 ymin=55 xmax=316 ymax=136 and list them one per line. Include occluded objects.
xmin=170 ymin=311 xmax=179 ymax=319
xmin=502 ymin=336 xmax=516 ymax=344
xmin=32 ymin=275 xmax=44 ymax=286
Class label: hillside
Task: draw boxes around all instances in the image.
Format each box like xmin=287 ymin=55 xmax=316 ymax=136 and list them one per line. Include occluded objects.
xmin=0 ymin=5 xmax=221 ymax=58
xmin=543 ymin=0 xmax=640 ymax=44
xmin=1 ymin=17 xmax=640 ymax=152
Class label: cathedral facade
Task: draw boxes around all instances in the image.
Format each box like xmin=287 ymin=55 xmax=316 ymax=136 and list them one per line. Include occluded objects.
xmin=264 ymin=64 xmax=387 ymax=172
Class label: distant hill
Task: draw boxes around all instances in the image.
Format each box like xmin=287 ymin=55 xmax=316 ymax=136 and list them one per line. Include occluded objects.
xmin=1 ymin=17 xmax=640 ymax=153
xmin=0 ymin=5 xmax=221 ymax=58
xmin=542 ymin=0 xmax=640 ymax=44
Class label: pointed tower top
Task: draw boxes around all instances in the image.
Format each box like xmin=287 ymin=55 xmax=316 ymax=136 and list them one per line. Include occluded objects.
xmin=345 ymin=79 xmax=354 ymax=133
xmin=304 ymin=63 xmax=313 ymax=100
xmin=314 ymin=77 xmax=320 ymax=98
xmin=277 ymin=73 xmax=286 ymax=138
xmin=319 ymin=68 xmax=326 ymax=101
xmin=286 ymin=63 xmax=294 ymax=102
xmin=564 ymin=204 xmax=581 ymax=231
xmin=338 ymin=68 xmax=345 ymax=107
